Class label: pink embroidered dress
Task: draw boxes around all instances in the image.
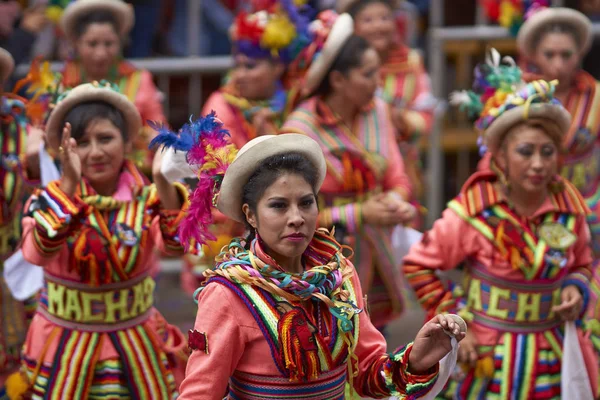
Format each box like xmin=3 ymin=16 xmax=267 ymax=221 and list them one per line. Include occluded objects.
xmin=19 ymin=161 xmax=188 ymax=399
xmin=283 ymin=97 xmax=411 ymax=328
xmin=178 ymin=230 xmax=439 ymax=399
xmin=403 ymin=170 xmax=599 ymax=398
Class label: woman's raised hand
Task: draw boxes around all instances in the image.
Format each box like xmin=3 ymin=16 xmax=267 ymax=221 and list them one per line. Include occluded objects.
xmin=408 ymin=314 xmax=466 ymax=374
xmin=58 ymin=123 xmax=81 ymax=198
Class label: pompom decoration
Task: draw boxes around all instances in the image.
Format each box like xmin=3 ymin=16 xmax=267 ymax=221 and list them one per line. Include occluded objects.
xmin=231 ymin=0 xmax=313 ymax=63
xmin=148 ymin=111 xmax=238 ymax=250
xmin=450 ymin=48 xmax=561 ymax=156
xmin=480 ymin=0 xmax=549 ymax=36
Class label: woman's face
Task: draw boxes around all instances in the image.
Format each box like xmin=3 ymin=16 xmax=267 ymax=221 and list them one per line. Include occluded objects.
xmin=243 ymin=173 xmax=318 ymax=268
xmin=497 ymin=124 xmax=559 ymax=195
xmin=75 ymin=23 xmax=121 ymax=79
xmin=74 ymin=118 xmax=131 ymax=192
xmin=233 ymin=54 xmax=283 ymax=100
xmin=332 ymin=47 xmax=380 ymax=109
xmin=353 ymin=2 xmax=397 ymax=55
xmin=532 ymin=32 xmax=580 ymax=89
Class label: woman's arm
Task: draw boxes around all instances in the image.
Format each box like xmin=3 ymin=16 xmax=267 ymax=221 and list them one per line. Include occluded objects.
xmin=178 ymin=283 xmax=246 ymax=399
xmin=20 ymin=181 xmax=88 ymax=265
xmin=403 ymin=207 xmax=474 ymax=319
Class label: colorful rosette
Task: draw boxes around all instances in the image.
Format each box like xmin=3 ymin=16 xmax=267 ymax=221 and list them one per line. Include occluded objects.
xmin=231 ymin=0 xmax=313 ymax=63
xmin=481 ymin=0 xmax=549 ymax=35
xmin=148 ymin=112 xmax=238 ymax=250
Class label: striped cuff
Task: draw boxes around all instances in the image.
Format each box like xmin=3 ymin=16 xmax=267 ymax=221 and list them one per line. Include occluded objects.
xmin=564 ymin=271 xmax=591 ymax=319
xmin=30 ymin=180 xmax=88 ymax=254
xmin=383 ymin=342 xmax=439 ymax=397
xmin=319 ymin=203 xmax=363 ymax=233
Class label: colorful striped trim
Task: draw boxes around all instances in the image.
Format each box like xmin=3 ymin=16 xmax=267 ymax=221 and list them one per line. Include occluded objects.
xmin=228 ymin=365 xmax=347 ymax=399
xmin=383 ymin=343 xmax=439 ymax=397
xmin=318 ymin=202 xmax=363 ymax=233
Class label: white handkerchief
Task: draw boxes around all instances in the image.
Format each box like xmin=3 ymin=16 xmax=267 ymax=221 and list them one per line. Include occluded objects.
xmin=3 ymin=250 xmax=44 ymax=300
xmin=561 ymin=321 xmax=594 ymax=399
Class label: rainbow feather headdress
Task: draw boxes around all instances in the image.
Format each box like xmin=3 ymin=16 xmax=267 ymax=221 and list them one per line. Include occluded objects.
xmin=149 ymin=112 xmax=238 ymax=250
xmin=481 ymin=0 xmax=548 ymax=35
xmin=450 ymin=48 xmax=565 ymax=155
xmin=231 ymin=0 xmax=312 ymax=63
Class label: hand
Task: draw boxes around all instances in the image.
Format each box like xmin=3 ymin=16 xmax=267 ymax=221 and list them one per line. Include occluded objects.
xmin=391 ymin=107 xmax=407 ymax=136
xmin=361 ymin=193 xmax=405 ymax=226
xmin=25 ymin=126 xmax=45 ymax=180
xmin=152 ymin=144 xmax=165 ymax=180
xmin=408 ymin=314 xmax=466 ymax=374
xmin=21 ymin=5 xmax=48 ymax=34
xmin=58 ymin=123 xmax=81 ymax=198
xmin=457 ymin=327 xmax=478 ymax=367
xmin=551 ymin=285 xmax=584 ymax=321
xmin=252 ymin=109 xmax=276 ymax=135
xmin=382 ymin=194 xmax=417 ymax=224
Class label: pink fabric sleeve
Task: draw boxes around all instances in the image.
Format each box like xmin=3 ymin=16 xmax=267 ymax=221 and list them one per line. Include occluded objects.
xmin=21 ymin=217 xmax=66 ymax=266
xmin=403 ymin=208 xmax=474 ymax=319
xmin=201 ymin=92 xmax=246 ymax=149
xmin=135 ymin=70 xmax=166 ymax=125
xmin=178 ymin=283 xmax=246 ymax=400
xmin=349 ymin=267 xmax=439 ymax=397
xmin=563 ymin=215 xmax=594 ymax=313
xmin=382 ymin=105 xmax=412 ymax=200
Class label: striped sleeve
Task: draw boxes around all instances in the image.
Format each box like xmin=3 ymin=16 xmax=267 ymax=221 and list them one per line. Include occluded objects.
xmin=318 ymin=203 xmax=363 ymax=234
xmin=564 ymin=215 xmax=594 ymax=317
xmin=381 ymin=343 xmax=439 ymax=397
xmin=28 ymin=180 xmax=89 ymax=255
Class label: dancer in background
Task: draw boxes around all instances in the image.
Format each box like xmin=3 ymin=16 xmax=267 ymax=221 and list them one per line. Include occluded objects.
xmin=0 ymin=47 xmax=43 ymax=399
xmin=6 ymin=81 xmax=188 ymax=399
xmin=404 ymin=50 xmax=599 ymax=398
xmin=150 ymin=115 xmax=465 ymax=398
xmin=58 ymin=0 xmax=166 ymax=174
xmin=338 ymin=0 xmax=435 ymax=205
xmin=283 ymin=12 xmax=415 ymax=331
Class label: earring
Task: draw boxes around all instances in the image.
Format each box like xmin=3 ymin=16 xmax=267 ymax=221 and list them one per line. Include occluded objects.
xmin=498 ymin=168 xmax=510 ymax=192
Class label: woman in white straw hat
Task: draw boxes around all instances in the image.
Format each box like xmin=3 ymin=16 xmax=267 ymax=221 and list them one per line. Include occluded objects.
xmin=283 ymin=11 xmax=416 ymax=333
xmin=484 ymin=1 xmax=600 ymax=345
xmin=404 ymin=49 xmax=599 ymax=399
xmin=5 ymin=81 xmax=190 ymax=399
xmin=0 ymin=46 xmax=44 ymax=399
xmin=337 ymin=0 xmax=435 ymax=206
xmin=150 ymin=114 xmax=465 ymax=398
xmin=58 ymin=0 xmax=166 ymax=174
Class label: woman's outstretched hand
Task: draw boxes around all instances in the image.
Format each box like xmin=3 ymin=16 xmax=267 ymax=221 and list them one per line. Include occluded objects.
xmin=58 ymin=123 xmax=81 ymax=198
xmin=408 ymin=314 xmax=466 ymax=374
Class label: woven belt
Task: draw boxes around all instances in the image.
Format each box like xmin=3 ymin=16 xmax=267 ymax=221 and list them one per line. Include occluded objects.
xmin=37 ymin=272 xmax=154 ymax=332
xmin=466 ymin=263 xmax=564 ymax=333
xmin=228 ymin=365 xmax=347 ymax=400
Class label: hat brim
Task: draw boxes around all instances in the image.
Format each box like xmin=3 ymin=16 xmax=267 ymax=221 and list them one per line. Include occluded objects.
xmin=0 ymin=48 xmax=15 ymax=84
xmin=336 ymin=0 xmax=402 ymax=14
xmin=517 ymin=8 xmax=592 ymax=56
xmin=61 ymin=0 xmax=134 ymax=42
xmin=217 ymin=134 xmax=327 ymax=223
xmin=303 ymin=13 xmax=354 ymax=96
xmin=484 ymin=103 xmax=571 ymax=154
xmin=46 ymin=83 xmax=142 ymax=151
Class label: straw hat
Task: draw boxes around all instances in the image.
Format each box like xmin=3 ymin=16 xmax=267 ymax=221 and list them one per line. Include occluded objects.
xmin=60 ymin=0 xmax=134 ymax=42
xmin=46 ymin=81 xmax=141 ymax=151
xmin=484 ymin=102 xmax=571 ymax=154
xmin=217 ymin=134 xmax=327 ymax=223
xmin=0 ymin=48 xmax=14 ymax=84
xmin=517 ymin=7 xmax=592 ymax=56
xmin=336 ymin=0 xmax=402 ymax=14
xmin=303 ymin=13 xmax=354 ymax=96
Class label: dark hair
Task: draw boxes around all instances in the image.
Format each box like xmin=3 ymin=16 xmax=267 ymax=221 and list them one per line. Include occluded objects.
xmin=532 ymin=23 xmax=582 ymax=51
xmin=312 ymin=35 xmax=372 ymax=97
xmin=62 ymin=101 xmax=128 ymax=142
xmin=241 ymin=152 xmax=319 ymax=247
xmin=347 ymin=0 xmax=394 ymax=18
xmin=74 ymin=10 xmax=120 ymax=39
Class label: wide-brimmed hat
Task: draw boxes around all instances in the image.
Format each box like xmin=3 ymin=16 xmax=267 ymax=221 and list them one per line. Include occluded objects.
xmin=336 ymin=0 xmax=402 ymax=14
xmin=451 ymin=48 xmax=571 ymax=155
xmin=218 ymin=134 xmax=327 ymax=222
xmin=303 ymin=13 xmax=354 ymax=96
xmin=517 ymin=7 xmax=592 ymax=56
xmin=61 ymin=0 xmax=134 ymax=42
xmin=0 ymin=48 xmax=14 ymax=84
xmin=46 ymin=80 xmax=141 ymax=151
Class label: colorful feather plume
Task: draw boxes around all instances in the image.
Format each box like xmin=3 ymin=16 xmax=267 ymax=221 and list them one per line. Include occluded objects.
xmin=149 ymin=111 xmax=238 ymax=250
xmin=481 ymin=0 xmax=549 ymax=36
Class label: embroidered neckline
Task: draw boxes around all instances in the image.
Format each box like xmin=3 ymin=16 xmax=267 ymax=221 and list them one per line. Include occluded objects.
xmin=221 ymin=82 xmax=287 ymax=124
